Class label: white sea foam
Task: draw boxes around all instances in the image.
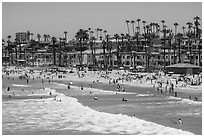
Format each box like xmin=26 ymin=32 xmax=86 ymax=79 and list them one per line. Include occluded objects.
xmin=167 ymin=96 xmax=202 ymax=105
xmin=12 ymin=84 xmax=29 ymax=87
xmin=136 ymin=94 xmax=154 ymax=97
xmin=54 ymin=82 xmax=136 ymax=95
xmin=2 ymin=88 xmax=194 ymax=135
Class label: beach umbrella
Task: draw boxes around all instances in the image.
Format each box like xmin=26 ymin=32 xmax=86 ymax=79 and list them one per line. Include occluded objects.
xmin=136 ymin=66 xmax=144 ymax=69
xmin=168 ymin=72 xmax=174 ymax=74
xmin=120 ymin=67 xmax=124 ymax=69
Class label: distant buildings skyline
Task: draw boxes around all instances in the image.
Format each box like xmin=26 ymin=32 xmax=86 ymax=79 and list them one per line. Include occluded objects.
xmin=2 ymin=2 xmax=202 ymax=41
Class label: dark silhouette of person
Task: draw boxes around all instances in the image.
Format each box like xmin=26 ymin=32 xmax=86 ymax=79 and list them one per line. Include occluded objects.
xmin=7 ymin=87 xmax=10 ymax=91
xmin=174 ymin=92 xmax=177 ymax=97
xmin=122 ymin=97 xmax=127 ymax=101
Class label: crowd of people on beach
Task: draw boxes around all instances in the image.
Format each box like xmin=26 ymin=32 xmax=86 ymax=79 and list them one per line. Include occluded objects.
xmin=2 ymin=66 xmax=202 ymax=102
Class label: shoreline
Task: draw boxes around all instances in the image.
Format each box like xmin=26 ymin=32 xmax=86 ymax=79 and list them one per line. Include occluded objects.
xmin=2 ymin=69 xmax=202 ymax=135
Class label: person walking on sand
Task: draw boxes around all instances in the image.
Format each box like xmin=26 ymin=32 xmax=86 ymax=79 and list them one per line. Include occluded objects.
xmin=81 ymin=85 xmax=83 ymax=90
xmin=195 ymin=97 xmax=198 ymax=101
xmin=27 ymin=79 xmax=29 ymax=84
xmin=174 ymin=92 xmax=177 ymax=97
xmin=178 ymin=118 xmax=183 ymax=124
xmin=67 ymin=84 xmax=70 ymax=89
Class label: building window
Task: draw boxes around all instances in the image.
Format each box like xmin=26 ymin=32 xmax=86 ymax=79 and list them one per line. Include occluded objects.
xmin=125 ymin=61 xmax=130 ymax=65
xmin=127 ymin=56 xmax=130 ymax=59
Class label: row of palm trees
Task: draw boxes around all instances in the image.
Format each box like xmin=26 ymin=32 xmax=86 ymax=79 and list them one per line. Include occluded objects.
xmin=2 ymin=16 xmax=202 ymax=69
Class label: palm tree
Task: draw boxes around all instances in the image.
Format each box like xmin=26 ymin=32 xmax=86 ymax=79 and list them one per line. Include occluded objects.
xmin=26 ymin=31 xmax=30 ymax=42
xmin=30 ymin=33 xmax=33 ymax=40
xmin=59 ymin=37 xmax=62 ymax=66
xmin=52 ymin=37 xmax=57 ymax=65
xmin=37 ymin=34 xmax=41 ymax=41
xmin=186 ymin=22 xmax=193 ymax=34
xmin=99 ymin=28 xmax=103 ymax=40
xmin=136 ymin=19 xmax=141 ymax=33
xmin=167 ymin=30 xmax=173 ymax=65
xmin=101 ymin=40 xmax=107 ymax=69
xmin=7 ymin=36 xmax=11 ymax=60
xmin=103 ymin=30 xmax=107 ymax=38
xmin=88 ymin=28 xmax=92 ymax=38
xmin=131 ymin=20 xmax=135 ymax=36
xmin=95 ymin=28 xmax=100 ymax=40
xmin=14 ymin=38 xmax=20 ymax=64
xmin=7 ymin=35 xmax=11 ymax=41
xmin=120 ymin=33 xmax=125 ymax=66
xmin=89 ymin=36 xmax=97 ymax=67
xmin=161 ymin=20 xmax=165 ymax=29
xmin=114 ymin=34 xmax=120 ymax=68
xmin=177 ymin=33 xmax=183 ymax=63
xmin=174 ymin=23 xmax=179 ymax=35
xmin=198 ymin=41 xmax=202 ymax=66
xmin=142 ymin=21 xmax=147 ymax=34
xmin=43 ymin=34 xmax=47 ymax=41
xmin=136 ymin=26 xmax=140 ymax=33
xmin=75 ymin=29 xmax=89 ymax=70
xmin=2 ymin=39 xmax=5 ymax=58
xmin=126 ymin=20 xmax=130 ymax=35
xmin=194 ymin=16 xmax=200 ymax=38
xmin=182 ymin=26 xmax=186 ymax=35
xmin=30 ymin=39 xmax=36 ymax=66
xmin=64 ymin=31 xmax=68 ymax=43
xmin=90 ymin=30 xmax=94 ymax=37
xmin=107 ymin=36 xmax=113 ymax=69
xmin=149 ymin=22 xmax=153 ymax=33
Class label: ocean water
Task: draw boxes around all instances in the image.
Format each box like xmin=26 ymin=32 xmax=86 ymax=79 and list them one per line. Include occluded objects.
xmin=2 ymin=88 xmax=197 ymax=135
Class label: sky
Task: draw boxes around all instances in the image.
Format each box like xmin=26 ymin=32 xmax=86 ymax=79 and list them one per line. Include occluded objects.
xmin=2 ymin=2 xmax=202 ymax=41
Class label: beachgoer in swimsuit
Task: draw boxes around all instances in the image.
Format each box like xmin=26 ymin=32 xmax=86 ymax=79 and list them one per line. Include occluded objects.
xmin=7 ymin=87 xmax=10 ymax=91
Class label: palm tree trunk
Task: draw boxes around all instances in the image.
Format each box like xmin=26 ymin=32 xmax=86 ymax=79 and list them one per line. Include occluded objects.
xmin=53 ymin=42 xmax=56 ymax=66
xmin=198 ymin=44 xmax=201 ymax=66
xmin=163 ymin=40 xmax=166 ymax=70
xmin=173 ymin=46 xmax=176 ymax=64
xmin=178 ymin=38 xmax=181 ymax=63
xmin=19 ymin=44 xmax=22 ymax=60
xmin=15 ymin=45 xmax=18 ymax=64
xmin=79 ymin=38 xmax=83 ymax=69
xmin=126 ymin=23 xmax=130 ymax=35
xmin=116 ymin=40 xmax=120 ymax=68
xmin=59 ymin=41 xmax=62 ymax=66
xmin=90 ymin=41 xmax=94 ymax=66
xmin=32 ymin=47 xmax=34 ymax=66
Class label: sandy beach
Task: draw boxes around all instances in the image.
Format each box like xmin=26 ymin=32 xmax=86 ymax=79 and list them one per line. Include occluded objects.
xmin=2 ymin=67 xmax=202 ymax=135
